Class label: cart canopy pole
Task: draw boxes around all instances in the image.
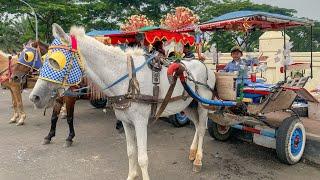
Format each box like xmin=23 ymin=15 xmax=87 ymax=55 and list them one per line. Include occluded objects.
xmin=216 ymin=42 xmax=219 ymax=69
xmin=283 ymin=27 xmax=287 ymax=81
xmin=310 ymin=26 xmax=313 ymax=79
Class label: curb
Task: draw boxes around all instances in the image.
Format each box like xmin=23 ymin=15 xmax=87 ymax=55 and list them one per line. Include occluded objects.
xmin=303 ymin=134 xmax=320 ymax=167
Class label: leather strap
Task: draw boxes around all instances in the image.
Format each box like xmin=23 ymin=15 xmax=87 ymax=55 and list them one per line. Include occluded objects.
xmin=49 ymin=45 xmax=74 ymax=52
xmin=0 ymin=67 xmax=8 ymax=76
xmin=127 ymin=56 xmax=140 ymax=95
xmin=150 ymin=85 xmax=159 ymax=120
xmin=153 ymin=75 xmax=178 ymax=122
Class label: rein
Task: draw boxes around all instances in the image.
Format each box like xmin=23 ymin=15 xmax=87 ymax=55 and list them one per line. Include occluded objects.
xmin=102 ymin=54 xmax=157 ymax=91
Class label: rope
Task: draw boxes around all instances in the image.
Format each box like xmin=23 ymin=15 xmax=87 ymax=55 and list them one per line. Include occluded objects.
xmin=101 ymin=54 xmax=156 ymax=91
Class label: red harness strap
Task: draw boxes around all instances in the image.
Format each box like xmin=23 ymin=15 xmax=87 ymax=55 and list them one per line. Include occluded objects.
xmin=70 ymin=35 xmax=78 ymax=52
xmin=167 ymin=63 xmax=186 ymax=82
xmin=8 ymin=56 xmax=13 ymax=78
xmin=0 ymin=56 xmax=13 ymax=83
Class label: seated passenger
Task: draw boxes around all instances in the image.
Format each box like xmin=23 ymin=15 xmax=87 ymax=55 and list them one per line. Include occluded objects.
xmin=134 ymin=33 xmax=149 ymax=53
xmin=224 ymin=46 xmax=266 ymax=72
xmin=183 ymin=44 xmax=195 ymax=58
xmin=151 ymin=41 xmax=165 ymax=57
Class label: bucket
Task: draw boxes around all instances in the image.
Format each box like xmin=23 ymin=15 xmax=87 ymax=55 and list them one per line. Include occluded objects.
xmin=215 ymin=72 xmax=237 ymax=101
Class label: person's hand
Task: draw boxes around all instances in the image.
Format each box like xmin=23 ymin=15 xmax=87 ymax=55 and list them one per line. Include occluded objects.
xmin=258 ymin=53 xmax=268 ymax=61
xmin=310 ymin=89 xmax=317 ymax=92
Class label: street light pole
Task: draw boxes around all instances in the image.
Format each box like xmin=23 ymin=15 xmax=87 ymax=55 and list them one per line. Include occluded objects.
xmin=19 ymin=0 xmax=38 ymax=41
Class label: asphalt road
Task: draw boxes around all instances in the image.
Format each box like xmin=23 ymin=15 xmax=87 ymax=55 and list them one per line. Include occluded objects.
xmin=0 ymin=89 xmax=319 ymax=180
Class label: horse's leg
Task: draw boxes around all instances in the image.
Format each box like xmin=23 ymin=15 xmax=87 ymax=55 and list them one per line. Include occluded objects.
xmin=43 ymin=97 xmax=64 ymax=145
xmin=8 ymin=84 xmax=19 ymax=123
xmin=184 ymin=107 xmax=199 ymax=161
xmin=122 ymin=121 xmax=139 ymax=180
xmin=60 ymin=103 xmax=67 ymax=119
xmin=16 ymin=88 xmax=26 ymax=126
xmin=134 ymin=120 xmax=149 ymax=180
xmin=64 ymin=97 xmax=76 ymax=147
xmin=193 ymin=107 xmax=208 ymax=172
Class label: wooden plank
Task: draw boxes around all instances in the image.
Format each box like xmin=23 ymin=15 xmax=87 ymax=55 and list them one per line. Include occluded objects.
xmin=286 ymin=63 xmax=310 ymax=71
xmin=208 ymin=112 xmax=258 ymax=126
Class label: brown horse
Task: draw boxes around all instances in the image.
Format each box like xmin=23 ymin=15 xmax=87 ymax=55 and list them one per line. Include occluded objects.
xmin=0 ymin=41 xmax=80 ymax=147
xmin=0 ymin=51 xmax=25 ymax=124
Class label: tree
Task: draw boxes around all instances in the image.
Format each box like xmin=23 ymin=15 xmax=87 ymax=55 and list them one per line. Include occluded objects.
xmin=196 ymin=0 xmax=302 ymax=52
xmin=0 ymin=15 xmax=34 ymax=53
xmin=0 ymin=0 xmax=197 ymax=53
xmin=0 ymin=1 xmax=121 ymax=45
xmin=0 ymin=0 xmax=319 ymax=53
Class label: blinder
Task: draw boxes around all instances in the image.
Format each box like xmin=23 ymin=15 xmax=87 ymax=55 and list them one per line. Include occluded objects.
xmin=18 ymin=46 xmax=42 ymax=70
xmin=39 ymin=37 xmax=84 ymax=86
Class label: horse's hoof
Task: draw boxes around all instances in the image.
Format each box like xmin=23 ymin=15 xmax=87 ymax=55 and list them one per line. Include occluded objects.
xmin=9 ymin=120 xmax=16 ymax=124
xmin=64 ymin=141 xmax=73 ymax=147
xmin=16 ymin=121 xmax=24 ymax=126
xmin=127 ymin=172 xmax=139 ymax=180
xmin=43 ymin=139 xmax=51 ymax=145
xmin=192 ymin=160 xmax=202 ymax=172
xmin=189 ymin=149 xmax=197 ymax=161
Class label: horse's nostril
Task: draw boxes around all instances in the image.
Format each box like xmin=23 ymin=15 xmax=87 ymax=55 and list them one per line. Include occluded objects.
xmin=31 ymin=95 xmax=40 ymax=103
xmin=13 ymin=76 xmax=19 ymax=81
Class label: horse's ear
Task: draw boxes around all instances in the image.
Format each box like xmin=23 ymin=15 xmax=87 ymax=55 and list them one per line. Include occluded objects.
xmin=52 ymin=23 xmax=70 ymax=43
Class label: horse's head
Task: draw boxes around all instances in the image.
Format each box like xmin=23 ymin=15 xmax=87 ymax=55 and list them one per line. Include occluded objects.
xmin=29 ymin=23 xmax=84 ymax=108
xmin=11 ymin=40 xmax=48 ymax=83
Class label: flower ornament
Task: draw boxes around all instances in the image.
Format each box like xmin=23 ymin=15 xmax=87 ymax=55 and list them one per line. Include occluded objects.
xmin=161 ymin=7 xmax=199 ymax=30
xmin=121 ymin=15 xmax=154 ymax=32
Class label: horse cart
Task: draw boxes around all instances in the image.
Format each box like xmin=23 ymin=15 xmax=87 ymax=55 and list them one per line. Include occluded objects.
xmin=87 ymin=27 xmax=196 ymax=127
xmin=176 ymin=11 xmax=315 ymax=164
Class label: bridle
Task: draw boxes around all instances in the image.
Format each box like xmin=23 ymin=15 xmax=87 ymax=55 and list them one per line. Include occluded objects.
xmin=48 ymin=38 xmax=83 ymax=85
xmin=13 ymin=42 xmax=43 ymax=84
xmin=43 ymin=35 xmax=84 ymax=97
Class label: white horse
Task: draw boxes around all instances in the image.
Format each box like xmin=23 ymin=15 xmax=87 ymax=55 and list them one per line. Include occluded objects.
xmin=29 ymin=24 xmax=215 ymax=180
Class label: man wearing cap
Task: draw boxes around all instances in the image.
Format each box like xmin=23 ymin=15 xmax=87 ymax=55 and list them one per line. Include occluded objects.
xmin=224 ymin=46 xmax=267 ymax=73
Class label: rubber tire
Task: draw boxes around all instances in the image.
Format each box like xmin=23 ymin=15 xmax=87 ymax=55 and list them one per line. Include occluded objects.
xmin=276 ymin=116 xmax=306 ymax=165
xmin=169 ymin=112 xmax=190 ymax=127
xmin=207 ymin=118 xmax=233 ymax=141
xmin=90 ymin=99 xmax=107 ymax=109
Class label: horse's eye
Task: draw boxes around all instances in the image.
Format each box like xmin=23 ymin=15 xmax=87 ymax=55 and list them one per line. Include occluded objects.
xmin=48 ymin=51 xmax=67 ymax=70
xmin=24 ymin=51 xmax=35 ymax=62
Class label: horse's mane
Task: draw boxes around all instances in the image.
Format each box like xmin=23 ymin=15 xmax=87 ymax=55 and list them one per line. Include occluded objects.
xmin=0 ymin=50 xmax=10 ymax=71
xmin=0 ymin=50 xmax=18 ymax=64
xmin=26 ymin=40 xmax=49 ymax=55
xmin=0 ymin=50 xmax=9 ymax=59
xmin=69 ymin=26 xmax=145 ymax=57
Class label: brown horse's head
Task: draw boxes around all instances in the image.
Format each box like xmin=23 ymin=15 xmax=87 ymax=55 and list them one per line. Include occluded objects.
xmin=11 ymin=40 xmax=49 ymax=83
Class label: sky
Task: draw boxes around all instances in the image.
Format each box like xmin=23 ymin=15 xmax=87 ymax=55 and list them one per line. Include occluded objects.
xmin=252 ymin=0 xmax=319 ymax=21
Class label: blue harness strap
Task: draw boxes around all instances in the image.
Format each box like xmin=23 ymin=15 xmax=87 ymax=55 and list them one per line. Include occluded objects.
xmin=182 ymin=81 xmax=237 ymax=107
xmin=102 ymin=54 xmax=156 ymax=91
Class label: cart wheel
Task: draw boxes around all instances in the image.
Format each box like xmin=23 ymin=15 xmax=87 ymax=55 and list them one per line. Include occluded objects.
xmin=169 ymin=111 xmax=190 ymax=127
xmin=276 ymin=116 xmax=306 ymax=165
xmin=207 ymin=118 xmax=233 ymax=141
xmin=90 ymin=98 xmax=107 ymax=109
